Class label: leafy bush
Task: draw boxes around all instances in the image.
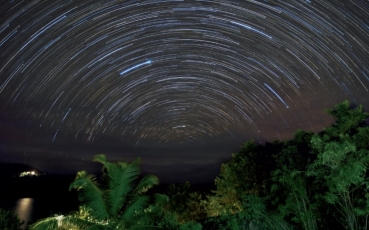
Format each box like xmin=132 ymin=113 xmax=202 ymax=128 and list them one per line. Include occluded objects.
xmin=0 ymin=208 xmax=23 ymax=230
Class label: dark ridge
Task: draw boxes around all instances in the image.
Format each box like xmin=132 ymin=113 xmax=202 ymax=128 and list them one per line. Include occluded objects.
xmin=0 ymin=162 xmax=42 ymax=178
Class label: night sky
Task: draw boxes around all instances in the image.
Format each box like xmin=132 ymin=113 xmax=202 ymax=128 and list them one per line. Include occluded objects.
xmin=1 ymin=0 xmax=369 ymax=183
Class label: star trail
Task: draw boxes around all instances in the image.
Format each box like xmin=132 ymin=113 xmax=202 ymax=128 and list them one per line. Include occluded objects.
xmin=0 ymin=0 xmax=369 ymax=182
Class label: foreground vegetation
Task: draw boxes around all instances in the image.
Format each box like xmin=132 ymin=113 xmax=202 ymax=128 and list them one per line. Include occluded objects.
xmin=2 ymin=100 xmax=369 ymax=229
xmin=0 ymin=208 xmax=23 ymax=230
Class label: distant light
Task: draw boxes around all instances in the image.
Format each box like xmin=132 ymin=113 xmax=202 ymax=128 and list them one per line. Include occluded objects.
xmin=55 ymin=215 xmax=64 ymax=227
xmin=19 ymin=171 xmax=39 ymax=177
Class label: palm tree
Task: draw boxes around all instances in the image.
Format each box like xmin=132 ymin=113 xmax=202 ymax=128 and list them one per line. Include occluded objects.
xmin=31 ymin=154 xmax=167 ymax=230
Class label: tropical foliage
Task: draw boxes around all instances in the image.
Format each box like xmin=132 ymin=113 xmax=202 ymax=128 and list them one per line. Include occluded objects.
xmin=204 ymin=100 xmax=369 ymax=229
xmin=307 ymin=101 xmax=369 ymax=229
xmin=0 ymin=208 xmax=23 ymax=230
xmin=31 ymin=154 xmax=166 ymax=230
xmin=28 ymin=100 xmax=369 ymax=229
xmin=163 ymin=181 xmax=207 ymax=223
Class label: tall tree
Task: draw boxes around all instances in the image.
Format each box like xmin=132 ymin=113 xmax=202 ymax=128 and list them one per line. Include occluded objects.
xmin=208 ymin=140 xmax=259 ymax=216
xmin=307 ymin=101 xmax=369 ymax=230
xmin=271 ymin=130 xmax=318 ymax=230
xmin=207 ymin=140 xmax=281 ymax=217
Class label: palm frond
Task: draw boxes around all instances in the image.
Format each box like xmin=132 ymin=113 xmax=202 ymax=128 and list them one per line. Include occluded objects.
xmin=59 ymin=215 xmax=102 ymax=229
xmin=154 ymin=193 xmax=169 ymax=205
xmin=93 ymin=154 xmax=108 ymax=167
xmin=30 ymin=216 xmax=59 ymax=230
xmin=31 ymin=215 xmax=98 ymax=230
xmin=146 ymin=193 xmax=169 ymax=213
xmin=116 ymin=161 xmax=128 ymax=170
xmin=122 ymin=195 xmax=150 ymax=220
xmin=93 ymin=154 xmax=112 ymax=182
xmin=132 ymin=175 xmax=159 ymax=194
xmin=68 ymin=171 xmax=92 ymax=192
xmin=108 ymin=158 xmax=142 ymax=216
xmin=107 ymin=161 xmax=131 ymax=189
xmin=86 ymin=225 xmax=112 ymax=230
xmin=69 ymin=171 xmax=109 ymax=221
xmin=130 ymin=225 xmax=163 ymax=229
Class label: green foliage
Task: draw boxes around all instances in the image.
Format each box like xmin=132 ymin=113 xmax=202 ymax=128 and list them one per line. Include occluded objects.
xmin=270 ymin=131 xmax=318 ymax=230
xmin=31 ymin=154 xmax=164 ymax=230
xmin=142 ymin=206 xmax=202 ymax=230
xmin=306 ymin=101 xmax=369 ymax=230
xmin=204 ymin=207 xmax=290 ymax=230
xmin=29 ymin=101 xmax=369 ymax=229
xmin=0 ymin=208 xmax=23 ymax=230
xmin=240 ymin=195 xmax=292 ymax=230
xmin=206 ymin=101 xmax=369 ymax=229
xmin=69 ymin=170 xmax=109 ymax=221
xmin=204 ymin=212 xmax=247 ymax=230
xmin=154 ymin=211 xmax=203 ymax=230
xmin=209 ymin=140 xmax=281 ymax=215
xmin=324 ymin=100 xmax=368 ymax=136
xmin=165 ymin=182 xmax=191 ymax=219
xmin=164 ymin=182 xmax=207 ymax=223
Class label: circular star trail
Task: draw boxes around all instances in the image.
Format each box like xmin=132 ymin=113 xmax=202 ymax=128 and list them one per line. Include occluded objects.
xmin=1 ymin=0 xmax=369 ymax=176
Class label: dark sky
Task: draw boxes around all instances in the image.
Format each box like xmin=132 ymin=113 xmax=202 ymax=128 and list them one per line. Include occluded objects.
xmin=0 ymin=0 xmax=369 ymax=183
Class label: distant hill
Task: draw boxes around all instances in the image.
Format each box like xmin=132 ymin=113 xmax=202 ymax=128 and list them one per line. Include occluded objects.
xmin=0 ymin=168 xmax=79 ymax=219
xmin=0 ymin=163 xmax=77 ymax=202
xmin=0 ymin=162 xmax=42 ymax=178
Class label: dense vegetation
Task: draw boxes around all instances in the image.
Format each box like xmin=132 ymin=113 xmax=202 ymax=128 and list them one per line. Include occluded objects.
xmin=0 ymin=208 xmax=23 ymax=230
xmin=3 ymin=100 xmax=369 ymax=229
